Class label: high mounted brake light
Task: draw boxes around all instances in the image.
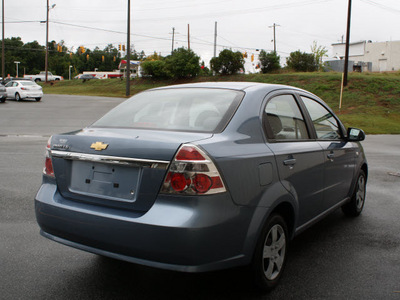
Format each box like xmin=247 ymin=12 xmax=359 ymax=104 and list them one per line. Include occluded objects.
xmin=161 ymin=144 xmax=226 ymax=195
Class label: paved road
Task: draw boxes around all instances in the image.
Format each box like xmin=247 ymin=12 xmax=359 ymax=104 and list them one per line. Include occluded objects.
xmin=1 ymin=95 xmax=399 ymax=299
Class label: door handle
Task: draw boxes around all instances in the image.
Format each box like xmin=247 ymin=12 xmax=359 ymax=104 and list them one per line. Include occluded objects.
xmin=283 ymin=158 xmax=297 ymax=166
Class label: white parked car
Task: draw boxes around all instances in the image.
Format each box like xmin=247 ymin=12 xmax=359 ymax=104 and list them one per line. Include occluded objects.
xmin=24 ymin=71 xmax=63 ymax=82
xmin=5 ymin=80 xmax=43 ymax=101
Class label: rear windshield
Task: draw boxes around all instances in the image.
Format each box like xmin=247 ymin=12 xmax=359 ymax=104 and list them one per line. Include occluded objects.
xmin=20 ymin=81 xmax=36 ymax=86
xmin=92 ymin=88 xmax=244 ymax=133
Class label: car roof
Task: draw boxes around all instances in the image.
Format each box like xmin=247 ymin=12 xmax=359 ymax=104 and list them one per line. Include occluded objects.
xmin=149 ymin=81 xmax=307 ymax=93
xmin=9 ymin=80 xmax=35 ymax=83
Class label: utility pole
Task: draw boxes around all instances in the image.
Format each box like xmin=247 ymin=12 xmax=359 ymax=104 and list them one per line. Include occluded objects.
xmin=269 ymin=23 xmax=280 ymax=53
xmin=187 ymin=24 xmax=190 ymax=50
xmin=126 ymin=0 xmax=131 ymax=97
xmin=45 ymin=0 xmax=49 ymax=83
xmin=343 ymin=0 xmax=352 ymax=87
xmin=213 ymin=21 xmax=217 ymax=58
xmin=2 ymin=0 xmax=5 ymax=79
xmin=171 ymin=27 xmax=175 ymax=54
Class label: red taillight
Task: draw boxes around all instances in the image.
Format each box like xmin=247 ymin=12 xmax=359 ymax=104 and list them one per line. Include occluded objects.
xmin=192 ymin=174 xmax=212 ymax=193
xmin=44 ymin=157 xmax=54 ymax=176
xmin=170 ymin=173 xmax=191 ymax=192
xmin=21 ymin=87 xmax=27 ymax=90
xmin=161 ymin=144 xmax=226 ymax=195
xmin=43 ymin=138 xmax=55 ymax=177
xmin=175 ymin=145 xmax=205 ymax=161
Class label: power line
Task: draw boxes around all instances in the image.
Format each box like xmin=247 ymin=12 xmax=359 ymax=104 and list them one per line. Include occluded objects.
xmin=131 ymin=0 xmax=334 ymax=22
xmin=359 ymin=0 xmax=400 ymax=14
xmin=4 ymin=20 xmax=43 ymax=23
xmin=50 ymin=20 xmax=270 ymax=53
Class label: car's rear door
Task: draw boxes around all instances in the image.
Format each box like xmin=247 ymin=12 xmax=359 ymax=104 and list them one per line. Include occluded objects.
xmin=5 ymin=82 xmax=15 ymax=98
xmin=299 ymin=95 xmax=356 ymax=210
xmin=263 ymin=92 xmax=325 ymax=227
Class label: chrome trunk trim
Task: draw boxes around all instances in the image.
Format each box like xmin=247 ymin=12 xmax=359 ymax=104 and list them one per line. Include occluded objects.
xmin=51 ymin=150 xmax=170 ymax=170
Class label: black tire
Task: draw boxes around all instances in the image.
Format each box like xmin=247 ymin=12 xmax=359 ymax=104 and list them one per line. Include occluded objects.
xmin=0 ymin=97 xmax=5 ymax=103
xmin=35 ymin=97 xmax=41 ymax=102
xmin=251 ymin=214 xmax=289 ymax=291
xmin=15 ymin=93 xmax=21 ymax=101
xmin=342 ymin=170 xmax=366 ymax=217
xmin=34 ymin=79 xmax=41 ymax=83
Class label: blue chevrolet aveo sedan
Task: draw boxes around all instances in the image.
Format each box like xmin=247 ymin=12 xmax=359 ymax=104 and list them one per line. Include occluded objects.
xmin=35 ymin=82 xmax=367 ymax=291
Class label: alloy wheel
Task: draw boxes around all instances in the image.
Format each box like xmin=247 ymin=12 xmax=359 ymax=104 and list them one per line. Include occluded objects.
xmin=262 ymin=224 xmax=286 ymax=280
xmin=356 ymin=175 xmax=366 ymax=209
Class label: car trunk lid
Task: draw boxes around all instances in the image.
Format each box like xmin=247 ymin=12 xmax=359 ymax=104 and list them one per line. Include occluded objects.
xmin=50 ymin=128 xmax=213 ymax=212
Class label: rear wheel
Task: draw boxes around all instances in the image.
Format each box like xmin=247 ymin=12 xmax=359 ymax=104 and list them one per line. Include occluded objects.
xmin=35 ymin=97 xmax=41 ymax=102
xmin=342 ymin=170 xmax=366 ymax=217
xmin=34 ymin=79 xmax=41 ymax=83
xmin=0 ymin=97 xmax=5 ymax=103
xmin=251 ymin=214 xmax=288 ymax=291
xmin=15 ymin=93 xmax=21 ymax=101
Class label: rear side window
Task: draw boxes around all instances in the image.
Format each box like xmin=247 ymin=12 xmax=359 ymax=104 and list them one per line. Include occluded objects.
xmin=92 ymin=88 xmax=244 ymax=133
xmin=264 ymin=94 xmax=309 ymax=140
xmin=301 ymin=96 xmax=341 ymax=140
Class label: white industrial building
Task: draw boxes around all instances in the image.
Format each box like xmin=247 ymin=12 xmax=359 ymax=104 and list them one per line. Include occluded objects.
xmin=330 ymin=40 xmax=400 ymax=72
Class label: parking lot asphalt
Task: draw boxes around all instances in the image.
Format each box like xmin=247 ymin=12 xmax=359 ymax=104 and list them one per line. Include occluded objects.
xmin=1 ymin=94 xmax=399 ymax=299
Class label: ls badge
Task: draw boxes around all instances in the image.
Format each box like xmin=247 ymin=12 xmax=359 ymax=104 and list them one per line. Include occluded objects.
xmin=90 ymin=142 xmax=109 ymax=151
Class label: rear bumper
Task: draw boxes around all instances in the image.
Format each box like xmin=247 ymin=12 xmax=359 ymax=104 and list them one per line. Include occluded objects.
xmin=35 ymin=178 xmax=261 ymax=272
xmin=21 ymin=91 xmax=43 ymax=99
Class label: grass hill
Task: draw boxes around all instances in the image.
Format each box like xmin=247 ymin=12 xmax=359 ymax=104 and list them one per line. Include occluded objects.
xmin=41 ymin=72 xmax=400 ymax=134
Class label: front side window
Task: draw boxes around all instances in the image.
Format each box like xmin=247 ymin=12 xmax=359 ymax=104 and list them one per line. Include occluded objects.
xmin=301 ymin=96 xmax=341 ymax=140
xmin=264 ymin=94 xmax=309 ymax=140
xmin=92 ymin=88 xmax=244 ymax=133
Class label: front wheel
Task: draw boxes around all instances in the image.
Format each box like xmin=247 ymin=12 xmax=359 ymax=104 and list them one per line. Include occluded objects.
xmin=0 ymin=97 xmax=5 ymax=103
xmin=35 ymin=97 xmax=41 ymax=102
xmin=251 ymin=214 xmax=289 ymax=291
xmin=342 ymin=170 xmax=366 ymax=217
xmin=15 ymin=93 xmax=21 ymax=101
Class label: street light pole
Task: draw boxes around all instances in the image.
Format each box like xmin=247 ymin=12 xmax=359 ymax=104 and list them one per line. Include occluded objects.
xmin=45 ymin=0 xmax=49 ymax=83
xmin=14 ymin=61 xmax=20 ymax=78
xmin=126 ymin=0 xmax=130 ymax=97
xmin=2 ymin=0 xmax=5 ymax=79
xmin=69 ymin=65 xmax=72 ymax=80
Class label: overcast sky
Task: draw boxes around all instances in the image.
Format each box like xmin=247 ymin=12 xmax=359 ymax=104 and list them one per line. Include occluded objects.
xmin=3 ymin=0 xmax=400 ymax=69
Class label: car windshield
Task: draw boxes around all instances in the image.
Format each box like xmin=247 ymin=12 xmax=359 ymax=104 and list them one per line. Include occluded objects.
xmin=20 ymin=81 xmax=36 ymax=86
xmin=92 ymin=88 xmax=244 ymax=133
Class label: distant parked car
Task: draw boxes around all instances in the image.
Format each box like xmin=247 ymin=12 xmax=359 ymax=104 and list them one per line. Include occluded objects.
xmin=35 ymin=82 xmax=367 ymax=291
xmin=0 ymin=84 xmax=6 ymax=102
xmin=5 ymin=80 xmax=43 ymax=101
xmin=24 ymin=71 xmax=63 ymax=82
xmin=77 ymin=74 xmax=98 ymax=81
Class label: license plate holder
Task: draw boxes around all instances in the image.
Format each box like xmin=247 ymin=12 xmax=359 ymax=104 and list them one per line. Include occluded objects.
xmin=69 ymin=161 xmax=140 ymax=202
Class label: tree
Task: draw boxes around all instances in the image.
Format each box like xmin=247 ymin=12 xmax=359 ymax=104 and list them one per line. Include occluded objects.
xmin=259 ymin=50 xmax=280 ymax=73
xmin=141 ymin=60 xmax=171 ymax=79
xmin=210 ymin=49 xmax=244 ymax=75
xmin=165 ymin=48 xmax=201 ymax=79
xmin=141 ymin=48 xmax=201 ymax=79
xmin=310 ymin=41 xmax=328 ymax=71
xmin=144 ymin=51 xmax=163 ymax=61
xmin=286 ymin=50 xmax=317 ymax=72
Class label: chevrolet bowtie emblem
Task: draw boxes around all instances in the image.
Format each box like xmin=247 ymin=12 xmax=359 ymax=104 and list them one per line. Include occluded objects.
xmin=90 ymin=142 xmax=109 ymax=151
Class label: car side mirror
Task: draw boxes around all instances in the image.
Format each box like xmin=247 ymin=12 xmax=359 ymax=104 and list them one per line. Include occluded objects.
xmin=347 ymin=127 xmax=365 ymax=141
